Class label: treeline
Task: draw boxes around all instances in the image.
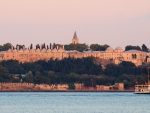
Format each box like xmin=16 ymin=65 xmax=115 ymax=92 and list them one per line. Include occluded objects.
xmin=64 ymin=43 xmax=88 ymax=52
xmin=125 ymin=44 xmax=149 ymax=52
xmin=0 ymin=57 xmax=148 ymax=88
xmin=90 ymin=44 xmax=109 ymax=51
xmin=0 ymin=43 xmax=149 ymax=52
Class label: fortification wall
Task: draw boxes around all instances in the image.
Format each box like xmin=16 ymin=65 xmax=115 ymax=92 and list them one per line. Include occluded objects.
xmin=0 ymin=83 xmax=69 ymax=91
xmin=0 ymin=83 xmax=124 ymax=91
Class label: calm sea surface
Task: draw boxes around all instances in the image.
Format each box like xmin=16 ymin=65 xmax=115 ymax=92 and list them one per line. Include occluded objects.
xmin=0 ymin=92 xmax=150 ymax=113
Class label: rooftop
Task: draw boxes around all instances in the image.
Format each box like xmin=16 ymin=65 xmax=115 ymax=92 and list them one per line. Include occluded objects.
xmin=124 ymin=49 xmax=144 ymax=53
xmin=73 ymin=31 xmax=78 ymax=39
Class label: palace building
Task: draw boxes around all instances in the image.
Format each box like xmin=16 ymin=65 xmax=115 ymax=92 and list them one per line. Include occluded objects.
xmin=0 ymin=32 xmax=149 ymax=66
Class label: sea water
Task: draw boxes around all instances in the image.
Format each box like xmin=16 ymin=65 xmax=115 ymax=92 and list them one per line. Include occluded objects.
xmin=0 ymin=92 xmax=150 ymax=113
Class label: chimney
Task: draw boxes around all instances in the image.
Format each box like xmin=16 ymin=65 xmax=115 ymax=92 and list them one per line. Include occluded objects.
xmin=51 ymin=45 xmax=53 ymax=50
xmin=34 ymin=45 xmax=36 ymax=49
xmin=50 ymin=43 xmax=51 ymax=49
xmin=28 ymin=46 xmax=30 ymax=50
xmin=62 ymin=45 xmax=64 ymax=50
xmin=11 ymin=46 xmax=13 ymax=50
xmin=40 ymin=44 xmax=42 ymax=49
xmin=23 ymin=45 xmax=25 ymax=50
xmin=17 ymin=45 xmax=19 ymax=50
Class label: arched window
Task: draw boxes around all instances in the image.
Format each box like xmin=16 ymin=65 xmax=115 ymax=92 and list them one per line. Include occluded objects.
xmin=132 ymin=54 xmax=137 ymax=59
xmin=132 ymin=54 xmax=134 ymax=59
xmin=135 ymin=54 xmax=137 ymax=59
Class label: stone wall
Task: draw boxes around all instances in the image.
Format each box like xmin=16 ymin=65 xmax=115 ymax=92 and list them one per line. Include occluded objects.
xmin=74 ymin=83 xmax=124 ymax=91
xmin=0 ymin=83 xmax=69 ymax=91
xmin=0 ymin=83 xmax=124 ymax=91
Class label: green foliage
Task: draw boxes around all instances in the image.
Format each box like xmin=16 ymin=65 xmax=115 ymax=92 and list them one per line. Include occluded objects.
xmin=142 ymin=44 xmax=148 ymax=52
xmin=34 ymin=75 xmax=50 ymax=84
xmin=84 ymin=80 xmax=92 ymax=87
xmin=0 ymin=57 xmax=148 ymax=88
xmin=0 ymin=65 xmax=10 ymax=80
xmin=23 ymin=76 xmax=34 ymax=83
xmin=104 ymin=61 xmax=142 ymax=77
xmin=64 ymin=43 xmax=88 ymax=52
xmin=0 ymin=43 xmax=12 ymax=51
xmin=0 ymin=60 xmax=25 ymax=74
xmin=90 ymin=44 xmax=109 ymax=51
xmin=123 ymin=80 xmax=130 ymax=88
xmin=125 ymin=45 xmax=142 ymax=51
xmin=119 ymin=61 xmax=136 ymax=68
xmin=125 ymin=44 xmax=149 ymax=52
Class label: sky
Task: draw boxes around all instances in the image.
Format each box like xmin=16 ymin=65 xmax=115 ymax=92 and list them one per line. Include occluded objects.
xmin=0 ymin=0 xmax=150 ymax=50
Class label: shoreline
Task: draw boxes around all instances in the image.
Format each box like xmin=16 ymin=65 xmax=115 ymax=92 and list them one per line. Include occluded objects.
xmin=0 ymin=90 xmax=134 ymax=92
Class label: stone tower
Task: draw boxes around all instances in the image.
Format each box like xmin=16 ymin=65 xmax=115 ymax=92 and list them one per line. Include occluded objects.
xmin=72 ymin=31 xmax=79 ymax=44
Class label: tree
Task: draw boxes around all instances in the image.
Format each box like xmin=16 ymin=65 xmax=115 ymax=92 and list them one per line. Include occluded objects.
xmin=104 ymin=64 xmax=119 ymax=77
xmin=68 ymin=83 xmax=75 ymax=89
xmin=119 ymin=61 xmax=136 ymax=68
xmin=125 ymin=45 xmax=141 ymax=51
xmin=0 ymin=60 xmax=25 ymax=74
xmin=0 ymin=43 xmax=12 ymax=51
xmin=26 ymin=71 xmax=33 ymax=77
xmin=30 ymin=43 xmax=33 ymax=49
xmin=90 ymin=44 xmax=109 ymax=51
xmin=142 ymin=44 xmax=148 ymax=52
xmin=0 ymin=65 xmax=10 ymax=81
xmin=36 ymin=44 xmax=40 ymax=49
xmin=64 ymin=43 xmax=88 ymax=52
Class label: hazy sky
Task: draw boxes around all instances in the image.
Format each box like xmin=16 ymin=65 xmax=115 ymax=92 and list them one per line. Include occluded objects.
xmin=0 ymin=0 xmax=150 ymax=49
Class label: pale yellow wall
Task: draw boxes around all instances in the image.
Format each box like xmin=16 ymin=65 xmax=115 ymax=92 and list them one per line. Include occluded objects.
xmin=101 ymin=47 xmax=147 ymax=66
xmin=0 ymin=47 xmax=148 ymax=66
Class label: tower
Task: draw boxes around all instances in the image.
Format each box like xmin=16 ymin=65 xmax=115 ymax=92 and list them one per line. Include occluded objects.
xmin=72 ymin=31 xmax=79 ymax=44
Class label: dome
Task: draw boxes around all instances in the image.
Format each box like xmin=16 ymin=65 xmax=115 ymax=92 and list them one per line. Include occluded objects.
xmin=115 ymin=46 xmax=123 ymax=53
xmin=105 ymin=47 xmax=114 ymax=53
xmin=115 ymin=47 xmax=123 ymax=50
xmin=106 ymin=47 xmax=114 ymax=51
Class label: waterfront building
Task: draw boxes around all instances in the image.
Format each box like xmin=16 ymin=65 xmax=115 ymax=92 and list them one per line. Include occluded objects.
xmin=0 ymin=32 xmax=149 ymax=66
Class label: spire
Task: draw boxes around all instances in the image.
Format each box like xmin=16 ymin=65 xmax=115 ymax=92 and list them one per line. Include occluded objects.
xmin=73 ymin=31 xmax=78 ymax=39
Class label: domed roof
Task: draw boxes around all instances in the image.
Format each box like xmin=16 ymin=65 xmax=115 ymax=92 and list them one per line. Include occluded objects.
xmin=106 ymin=47 xmax=114 ymax=51
xmin=115 ymin=47 xmax=123 ymax=50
